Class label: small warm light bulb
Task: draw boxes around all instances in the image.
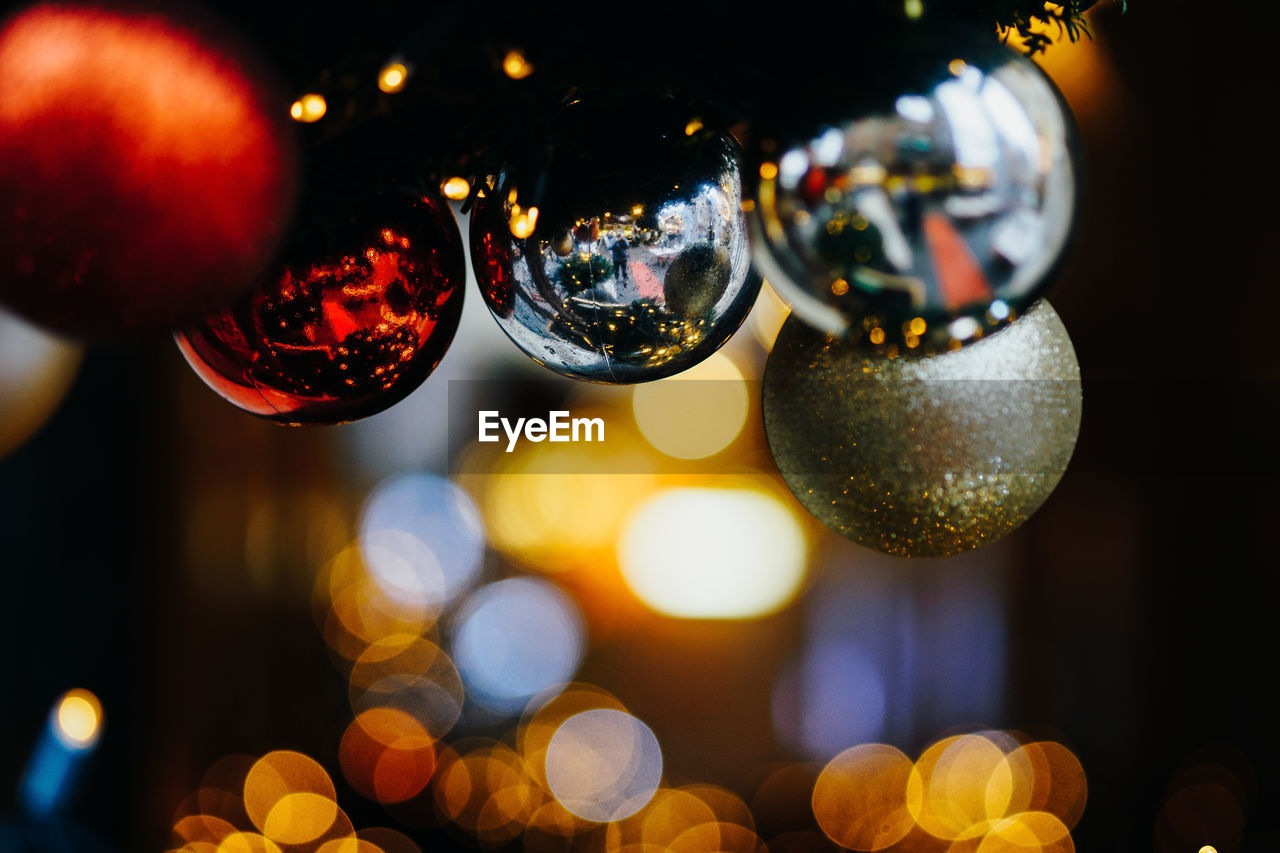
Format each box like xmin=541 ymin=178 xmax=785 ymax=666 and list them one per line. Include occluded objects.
xmin=502 ymin=49 xmax=533 ymax=80
xmin=1199 ymin=847 xmax=1218 ymax=853
xmin=948 ymin=59 xmax=968 ymax=76
xmin=759 ymin=162 xmax=779 ymax=181
xmin=511 ymin=206 xmax=539 ymax=238
xmin=379 ymin=62 xmax=408 ymax=93
xmin=55 ymin=689 xmax=102 ymax=749
xmin=684 ymin=119 xmax=704 ymax=136
xmin=290 ymin=94 xmax=327 ymax=123
xmin=905 ymin=0 xmax=923 ymax=18
xmin=442 ymin=177 xmax=471 ymax=201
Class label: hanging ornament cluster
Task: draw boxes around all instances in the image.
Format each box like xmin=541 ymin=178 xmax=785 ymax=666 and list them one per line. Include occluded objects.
xmin=0 ymin=2 xmax=298 ymax=339
xmin=749 ymin=29 xmax=1078 ymax=352
xmin=0 ymin=0 xmax=1095 ymax=558
xmin=470 ymin=98 xmax=761 ymax=383
xmin=176 ymin=192 xmax=465 ymax=424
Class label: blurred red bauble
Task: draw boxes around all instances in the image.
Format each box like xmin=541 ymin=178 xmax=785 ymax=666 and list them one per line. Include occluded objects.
xmin=0 ymin=2 xmax=298 ymax=338
xmin=175 ymin=192 xmax=466 ymax=425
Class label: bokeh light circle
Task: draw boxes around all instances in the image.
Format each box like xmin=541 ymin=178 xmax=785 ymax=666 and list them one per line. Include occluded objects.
xmin=631 ymin=353 xmax=749 ymax=459
xmin=453 ymin=577 xmax=586 ymax=714
xmin=545 ymin=709 xmax=663 ymax=822
xmin=359 ymin=474 xmax=484 ymax=611
xmin=812 ymin=744 xmax=914 ymax=851
xmin=619 ymin=486 xmax=808 ymax=619
xmin=348 ymin=635 xmax=464 ymax=740
xmin=243 ymin=751 xmax=336 ymax=835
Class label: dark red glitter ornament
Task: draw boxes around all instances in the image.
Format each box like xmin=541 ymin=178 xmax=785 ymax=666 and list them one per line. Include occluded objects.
xmin=176 ymin=192 xmax=465 ymax=425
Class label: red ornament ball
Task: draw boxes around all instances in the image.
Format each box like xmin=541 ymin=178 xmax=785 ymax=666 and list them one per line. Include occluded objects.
xmin=175 ymin=193 xmax=465 ymax=425
xmin=0 ymin=2 xmax=298 ymax=338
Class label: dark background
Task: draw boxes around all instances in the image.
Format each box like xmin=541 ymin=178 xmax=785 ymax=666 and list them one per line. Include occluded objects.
xmin=3 ymin=1 xmax=1279 ymax=850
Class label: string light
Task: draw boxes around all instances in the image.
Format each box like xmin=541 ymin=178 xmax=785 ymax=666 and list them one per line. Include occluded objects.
xmin=378 ymin=61 xmax=408 ymax=93
xmin=441 ymin=176 xmax=470 ymax=200
xmin=510 ymin=205 xmax=538 ymax=238
xmin=502 ymin=49 xmax=533 ymax=79
xmin=289 ymin=94 xmax=326 ymax=122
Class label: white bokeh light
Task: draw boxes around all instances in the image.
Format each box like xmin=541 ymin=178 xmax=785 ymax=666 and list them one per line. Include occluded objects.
xmin=452 ymin=577 xmax=585 ymax=714
xmin=618 ymin=486 xmax=808 ymax=619
xmin=545 ymin=709 xmax=662 ymax=822
xmin=359 ymin=473 xmax=484 ymax=611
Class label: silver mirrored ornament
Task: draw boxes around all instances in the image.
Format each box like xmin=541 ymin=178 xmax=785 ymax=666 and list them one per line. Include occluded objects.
xmin=470 ymin=103 xmax=760 ymax=383
xmin=751 ymin=39 xmax=1078 ymax=353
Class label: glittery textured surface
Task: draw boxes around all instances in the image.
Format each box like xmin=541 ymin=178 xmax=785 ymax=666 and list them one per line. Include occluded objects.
xmin=763 ymin=300 xmax=1081 ymax=557
xmin=176 ymin=193 xmax=464 ymax=425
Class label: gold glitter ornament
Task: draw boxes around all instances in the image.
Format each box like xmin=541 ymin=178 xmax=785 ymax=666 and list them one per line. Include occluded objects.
xmin=763 ymin=300 xmax=1080 ymax=557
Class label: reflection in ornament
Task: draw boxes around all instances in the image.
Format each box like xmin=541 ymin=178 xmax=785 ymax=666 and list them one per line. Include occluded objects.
xmin=177 ymin=193 xmax=465 ymax=424
xmin=470 ymin=101 xmax=760 ymax=383
xmin=0 ymin=307 xmax=82 ymax=459
xmin=763 ymin=300 xmax=1080 ymax=557
xmin=751 ymin=37 xmax=1077 ymax=352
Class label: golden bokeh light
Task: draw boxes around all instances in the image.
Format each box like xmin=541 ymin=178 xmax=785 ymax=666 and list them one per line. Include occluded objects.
xmin=243 ymin=751 xmax=336 ymax=834
xmin=524 ymin=799 xmax=588 ymax=853
xmin=632 ymin=353 xmax=748 ymax=459
xmin=54 ymin=688 xmax=102 ymax=748
xmin=976 ymin=812 xmax=1074 ymax=852
xmin=434 ymin=741 xmax=540 ymax=845
xmin=669 ymin=821 xmax=766 ymax=853
xmin=906 ymin=734 xmax=1012 ymax=840
xmin=315 ymin=840 xmax=384 ymax=853
xmin=340 ymin=708 xmax=437 ymax=804
xmin=502 ymin=49 xmax=534 ymax=79
xmin=317 ymin=545 xmax=439 ymax=662
xmin=215 ymin=833 xmax=283 ymax=853
xmin=634 ymin=789 xmax=718 ymax=848
xmin=618 ymin=484 xmax=808 ymax=619
xmin=174 ymin=814 xmax=239 ymax=847
xmin=749 ymin=280 xmax=791 ymax=350
xmin=813 ymin=744 xmax=915 ymax=851
xmin=442 ymin=176 xmax=471 ymax=200
xmin=679 ymin=784 xmax=755 ymax=832
xmin=289 ymin=94 xmax=326 ymax=123
xmin=174 ymin=843 xmax=220 ymax=853
xmin=465 ymin=423 xmax=658 ymax=575
xmin=357 ymin=827 xmax=422 ymax=853
xmin=378 ymin=62 xmax=408 ymax=93
xmin=347 ymin=634 xmax=464 ymax=740
xmin=1009 ymin=741 xmax=1088 ymax=829
xmin=510 ymin=205 xmax=539 ymax=238
xmin=518 ymin=684 xmax=628 ymax=791
xmin=262 ymin=793 xmax=339 ymax=845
